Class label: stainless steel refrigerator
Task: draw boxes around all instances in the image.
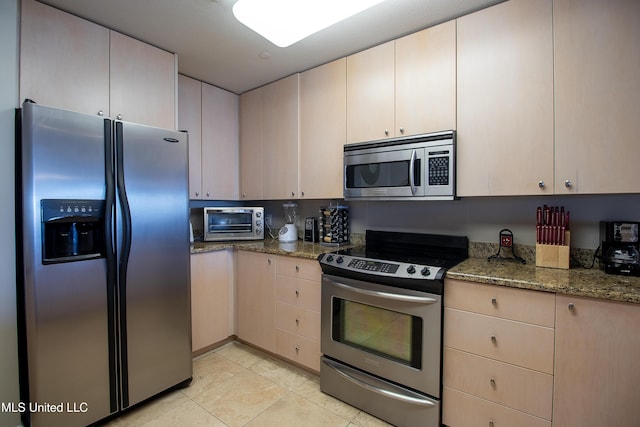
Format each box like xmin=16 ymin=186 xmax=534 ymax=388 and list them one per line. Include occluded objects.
xmin=16 ymin=101 xmax=192 ymax=427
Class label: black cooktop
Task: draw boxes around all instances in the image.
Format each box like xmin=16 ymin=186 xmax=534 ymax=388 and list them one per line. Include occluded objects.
xmin=318 ymin=230 xmax=468 ymax=293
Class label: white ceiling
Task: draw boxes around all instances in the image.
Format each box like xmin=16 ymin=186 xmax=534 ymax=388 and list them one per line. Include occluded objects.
xmin=39 ymin=0 xmax=505 ymax=94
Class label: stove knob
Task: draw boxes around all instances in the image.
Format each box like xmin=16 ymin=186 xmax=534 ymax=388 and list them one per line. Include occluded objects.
xmin=421 ymin=267 xmax=431 ymax=276
xmin=336 ymin=256 xmax=344 ymax=264
xmin=326 ymin=255 xmax=334 ymax=263
xmin=407 ymin=265 xmax=416 ymax=274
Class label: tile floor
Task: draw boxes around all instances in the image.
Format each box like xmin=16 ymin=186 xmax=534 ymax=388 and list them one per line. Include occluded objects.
xmin=101 ymin=341 xmax=392 ymax=427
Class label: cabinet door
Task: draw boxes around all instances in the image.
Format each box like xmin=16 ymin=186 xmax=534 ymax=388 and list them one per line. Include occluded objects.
xmin=346 ymin=41 xmax=395 ymax=143
xmin=236 ymin=251 xmax=275 ymax=352
xmin=239 ymin=88 xmax=263 ymax=200
xmin=178 ymin=75 xmax=203 ymax=199
xmin=262 ymin=74 xmax=300 ymax=199
xmin=456 ymin=0 xmax=554 ymax=196
xmin=202 ymin=83 xmax=239 ymax=200
xmin=190 ymin=251 xmax=231 ymax=352
xmin=20 ymin=0 xmax=110 ymax=115
xmin=554 ymin=0 xmax=640 ymax=194
xmin=110 ymin=31 xmax=176 ymax=129
xmin=395 ymin=20 xmax=456 ymax=136
xmin=553 ymin=295 xmax=640 ymax=426
xmin=299 ymin=58 xmax=346 ymax=199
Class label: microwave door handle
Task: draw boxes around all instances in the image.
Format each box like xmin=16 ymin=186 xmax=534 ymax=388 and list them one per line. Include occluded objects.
xmin=329 ymin=279 xmax=438 ymax=304
xmin=409 ymin=149 xmax=417 ymax=195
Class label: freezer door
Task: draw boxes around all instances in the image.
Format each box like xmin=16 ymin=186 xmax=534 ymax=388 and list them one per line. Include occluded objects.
xmin=19 ymin=102 xmax=114 ymax=426
xmin=115 ymin=121 xmax=192 ymax=408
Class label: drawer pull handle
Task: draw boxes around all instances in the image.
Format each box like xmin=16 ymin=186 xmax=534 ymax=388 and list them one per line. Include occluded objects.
xmin=490 ymin=335 xmax=497 ymax=345
xmin=490 ymin=378 xmax=496 ymax=388
xmin=491 ymin=297 xmax=497 ymax=306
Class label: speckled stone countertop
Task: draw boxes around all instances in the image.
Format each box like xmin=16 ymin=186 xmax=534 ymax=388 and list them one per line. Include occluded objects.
xmin=190 ymin=238 xmax=357 ymax=260
xmin=447 ymin=257 xmax=640 ymax=304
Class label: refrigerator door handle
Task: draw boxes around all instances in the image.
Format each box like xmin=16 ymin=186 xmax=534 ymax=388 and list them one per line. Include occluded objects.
xmin=115 ymin=121 xmax=132 ymax=407
xmin=104 ymin=119 xmax=120 ymax=412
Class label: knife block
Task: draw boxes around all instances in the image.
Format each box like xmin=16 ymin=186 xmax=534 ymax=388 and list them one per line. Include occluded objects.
xmin=536 ymin=231 xmax=570 ymax=269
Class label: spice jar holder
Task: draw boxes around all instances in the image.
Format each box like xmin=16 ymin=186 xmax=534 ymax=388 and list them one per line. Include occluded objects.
xmin=319 ymin=205 xmax=349 ymax=246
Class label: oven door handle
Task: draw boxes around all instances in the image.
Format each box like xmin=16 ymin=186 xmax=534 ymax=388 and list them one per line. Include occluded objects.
xmin=409 ymin=149 xmax=417 ymax=196
xmin=330 ymin=279 xmax=438 ymax=304
xmin=323 ymin=358 xmax=436 ymax=407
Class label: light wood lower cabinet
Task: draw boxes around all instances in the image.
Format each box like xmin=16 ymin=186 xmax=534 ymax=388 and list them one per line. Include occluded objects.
xmin=275 ymin=256 xmax=322 ymax=372
xmin=190 ymin=250 xmax=232 ymax=353
xmin=553 ymin=295 xmax=640 ymax=426
xmin=235 ymin=251 xmax=276 ymax=352
xmin=443 ymin=279 xmax=555 ymax=426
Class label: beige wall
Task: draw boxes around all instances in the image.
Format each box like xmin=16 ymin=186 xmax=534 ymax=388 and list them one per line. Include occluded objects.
xmin=0 ymin=1 xmax=21 ymax=426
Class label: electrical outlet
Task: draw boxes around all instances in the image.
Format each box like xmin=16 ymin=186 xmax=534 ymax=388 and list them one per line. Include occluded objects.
xmin=265 ymin=214 xmax=272 ymax=227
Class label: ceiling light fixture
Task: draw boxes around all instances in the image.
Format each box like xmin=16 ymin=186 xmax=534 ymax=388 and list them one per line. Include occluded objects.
xmin=232 ymin=0 xmax=385 ymax=48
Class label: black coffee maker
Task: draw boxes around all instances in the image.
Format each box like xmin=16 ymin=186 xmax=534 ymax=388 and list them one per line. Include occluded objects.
xmin=600 ymin=221 xmax=640 ymax=276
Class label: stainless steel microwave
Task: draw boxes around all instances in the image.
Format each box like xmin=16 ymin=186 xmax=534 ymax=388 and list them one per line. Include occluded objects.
xmin=203 ymin=207 xmax=264 ymax=241
xmin=344 ymin=130 xmax=456 ymax=200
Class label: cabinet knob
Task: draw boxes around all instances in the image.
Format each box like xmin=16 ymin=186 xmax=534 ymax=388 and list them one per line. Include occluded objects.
xmin=568 ymin=302 xmax=575 ymax=312
xmin=295 ymin=265 xmax=299 ymax=272
xmin=565 ymin=180 xmax=573 ymax=188
xmin=491 ymin=297 xmax=497 ymax=306
xmin=301 ymin=191 xmax=305 ymax=197
xmin=97 ymin=110 xmax=104 ymax=117
xmin=195 ymin=191 xmax=199 ymax=197
xmin=490 ymin=377 xmax=496 ymax=388
xmin=538 ymin=180 xmax=545 ymax=188
xmin=295 ymin=289 xmax=300 ymax=298
xmin=384 ymin=129 xmax=389 ymax=136
xmin=242 ymin=192 xmax=247 ymax=198
xmin=295 ymin=318 xmax=300 ymax=326
xmin=295 ymin=346 xmax=300 ymax=353
xmin=206 ymin=192 xmax=211 ymax=197
xmin=291 ymin=191 xmax=295 ymax=197
xmin=399 ymin=127 xmax=405 ymax=134
xmin=490 ymin=335 xmax=497 ymax=345
xmin=489 ymin=421 xmax=495 ymax=427
xmin=267 ymin=258 xmax=272 ymax=265
xmin=116 ymin=114 xmax=123 ymax=120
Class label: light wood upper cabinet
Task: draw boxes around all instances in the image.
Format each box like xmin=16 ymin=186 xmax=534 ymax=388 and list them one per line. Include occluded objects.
xmin=553 ymin=295 xmax=640 ymax=426
xmin=395 ymin=20 xmax=456 ymax=136
xmin=239 ymin=87 xmax=264 ymax=200
xmin=262 ymin=74 xmax=300 ymax=200
xmin=20 ymin=0 xmax=110 ymax=115
xmin=109 ymin=31 xmax=176 ymax=129
xmin=346 ymin=41 xmax=395 ymax=143
xmin=553 ymin=0 xmax=640 ymax=194
xmin=299 ymin=58 xmax=346 ymax=199
xmin=456 ymin=0 xmax=554 ymax=196
xmin=20 ymin=0 xmax=176 ymax=129
xmin=201 ymin=83 xmax=239 ymax=200
xmin=178 ymin=75 xmax=203 ymax=199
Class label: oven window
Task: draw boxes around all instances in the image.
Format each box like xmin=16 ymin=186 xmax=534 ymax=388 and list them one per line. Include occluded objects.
xmin=345 ymin=160 xmax=421 ymax=188
xmin=332 ymin=298 xmax=422 ymax=369
xmin=207 ymin=212 xmax=252 ymax=233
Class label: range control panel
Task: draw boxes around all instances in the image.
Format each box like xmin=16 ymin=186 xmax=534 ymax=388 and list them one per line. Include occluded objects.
xmin=319 ymin=253 xmax=443 ymax=280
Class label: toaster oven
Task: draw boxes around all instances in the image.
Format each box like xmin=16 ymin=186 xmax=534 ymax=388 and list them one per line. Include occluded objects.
xmin=203 ymin=207 xmax=264 ymax=241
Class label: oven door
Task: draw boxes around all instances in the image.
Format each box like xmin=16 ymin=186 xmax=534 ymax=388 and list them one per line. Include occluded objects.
xmin=321 ymin=273 xmax=441 ymax=398
xmin=344 ymin=146 xmax=425 ymax=199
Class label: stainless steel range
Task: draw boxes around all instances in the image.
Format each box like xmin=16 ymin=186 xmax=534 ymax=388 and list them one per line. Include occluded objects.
xmin=318 ymin=230 xmax=468 ymax=427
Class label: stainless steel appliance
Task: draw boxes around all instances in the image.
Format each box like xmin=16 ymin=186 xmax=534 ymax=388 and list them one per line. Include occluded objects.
xmin=203 ymin=206 xmax=264 ymax=241
xmin=344 ymin=131 xmax=456 ymax=200
xmin=600 ymin=221 xmax=640 ymax=276
xmin=15 ymin=101 xmax=192 ymax=427
xmin=318 ymin=230 xmax=468 ymax=427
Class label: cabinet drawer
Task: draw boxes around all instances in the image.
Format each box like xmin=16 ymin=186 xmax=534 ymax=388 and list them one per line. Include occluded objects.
xmin=445 ymin=279 xmax=555 ymax=327
xmin=443 ymin=348 xmax=553 ymax=420
xmin=443 ymin=387 xmax=551 ymax=427
xmin=444 ymin=308 xmax=554 ymax=374
xmin=276 ymin=330 xmax=320 ymax=372
xmin=276 ymin=256 xmax=321 ymax=281
xmin=276 ymin=275 xmax=320 ymax=311
xmin=275 ymin=301 xmax=321 ymax=340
